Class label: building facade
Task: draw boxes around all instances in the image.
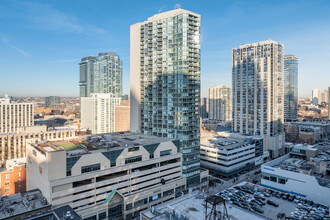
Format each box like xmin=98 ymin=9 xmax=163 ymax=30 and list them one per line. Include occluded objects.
xmin=81 ymin=93 xmax=121 ymax=134
xmin=26 ymin=133 xmax=186 ymax=220
xmin=261 ymin=150 xmax=330 ymax=206
xmin=329 ymin=87 xmax=330 ymax=119
xmin=284 ymin=55 xmax=298 ymax=121
xmin=130 ymin=9 xmax=201 ymax=185
xmin=232 ymin=40 xmax=285 ymax=158
xmin=208 ymin=85 xmax=232 ymax=122
xmin=312 ymin=89 xmax=320 ymax=105
xmin=0 ymin=158 xmax=26 ymax=196
xmin=200 ymin=97 xmax=208 ymax=119
xmin=200 ymin=136 xmax=261 ymax=177
xmin=0 ymin=95 xmax=34 ymax=133
xmin=45 ymin=96 xmax=60 ymax=107
xmin=79 ymin=53 xmax=123 ymax=98
xmin=0 ymin=125 xmax=76 ymax=162
xmin=115 ymin=100 xmax=130 ymax=132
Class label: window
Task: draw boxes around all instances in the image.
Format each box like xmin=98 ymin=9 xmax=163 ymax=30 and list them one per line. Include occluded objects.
xmin=17 ymin=167 xmax=21 ymax=171
xmin=5 ymin=188 xmax=9 ymax=192
xmin=160 ymin=149 xmax=172 ymax=157
xmin=262 ymin=173 xmax=270 ymax=180
xmin=81 ymin=164 xmax=100 ymax=173
xmin=98 ymin=212 xmax=106 ymax=220
xmin=5 ymin=174 xmax=9 ymax=179
xmin=278 ymin=178 xmax=287 ymax=184
xmin=125 ymin=156 xmax=142 ymax=164
xmin=126 ymin=203 xmax=132 ymax=211
xmin=18 ymin=179 xmax=21 ymax=183
xmin=18 ymin=172 xmax=21 ymax=177
xmin=270 ymin=175 xmax=277 ymax=182
xmin=5 ymin=181 xmax=9 ymax=186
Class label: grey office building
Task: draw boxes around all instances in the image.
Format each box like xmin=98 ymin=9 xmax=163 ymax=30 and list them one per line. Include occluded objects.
xmin=284 ymin=55 xmax=298 ymax=121
xmin=130 ymin=9 xmax=201 ymax=186
xmin=232 ymin=40 xmax=285 ymax=159
xmin=79 ymin=52 xmax=122 ymax=98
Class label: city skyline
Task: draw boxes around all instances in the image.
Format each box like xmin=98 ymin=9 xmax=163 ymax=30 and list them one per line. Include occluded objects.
xmin=1 ymin=0 xmax=330 ymax=97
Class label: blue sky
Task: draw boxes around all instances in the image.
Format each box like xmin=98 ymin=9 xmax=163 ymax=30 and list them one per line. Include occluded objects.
xmin=0 ymin=0 xmax=329 ymax=98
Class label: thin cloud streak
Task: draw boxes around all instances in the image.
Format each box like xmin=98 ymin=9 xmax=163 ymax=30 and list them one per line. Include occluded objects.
xmin=23 ymin=2 xmax=106 ymax=35
xmin=49 ymin=59 xmax=80 ymax=64
xmin=1 ymin=37 xmax=31 ymax=57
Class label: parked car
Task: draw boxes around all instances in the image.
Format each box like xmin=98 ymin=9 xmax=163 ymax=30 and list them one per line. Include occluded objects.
xmin=267 ymin=199 xmax=279 ymax=207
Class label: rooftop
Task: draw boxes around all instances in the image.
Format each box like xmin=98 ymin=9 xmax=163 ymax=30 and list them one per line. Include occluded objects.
xmin=19 ymin=205 xmax=82 ymax=220
xmin=202 ymin=136 xmax=251 ymax=151
xmin=141 ymin=191 xmax=265 ymax=220
xmin=31 ymin=132 xmax=177 ymax=157
xmin=264 ymin=144 xmax=330 ymax=187
xmin=0 ymin=189 xmax=51 ymax=219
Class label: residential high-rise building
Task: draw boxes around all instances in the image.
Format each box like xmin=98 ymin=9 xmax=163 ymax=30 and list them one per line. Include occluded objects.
xmin=26 ymin=133 xmax=186 ymax=220
xmin=200 ymin=97 xmax=208 ymax=119
xmin=232 ymin=40 xmax=285 ymax=159
xmin=130 ymin=9 xmax=201 ymax=185
xmin=45 ymin=96 xmax=60 ymax=107
xmin=114 ymin=100 xmax=130 ymax=132
xmin=208 ymin=85 xmax=232 ymax=121
xmin=0 ymin=95 xmax=34 ymax=133
xmin=284 ymin=55 xmax=298 ymax=121
xmin=79 ymin=52 xmax=123 ymax=98
xmin=312 ymin=88 xmax=320 ymax=105
xmin=81 ymin=93 xmax=121 ymax=134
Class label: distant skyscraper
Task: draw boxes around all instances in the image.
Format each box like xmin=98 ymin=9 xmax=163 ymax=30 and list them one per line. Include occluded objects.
xmin=312 ymin=89 xmax=320 ymax=105
xmin=79 ymin=52 xmax=123 ymax=98
xmin=208 ymin=85 xmax=232 ymax=121
xmin=45 ymin=96 xmax=60 ymax=107
xmin=0 ymin=94 xmax=34 ymax=133
xmin=81 ymin=93 xmax=121 ymax=134
xmin=232 ymin=40 xmax=285 ymax=158
xmin=200 ymin=97 xmax=208 ymax=119
xmin=130 ymin=9 xmax=201 ymax=185
xmin=284 ymin=55 xmax=298 ymax=121
xmin=319 ymin=89 xmax=328 ymax=104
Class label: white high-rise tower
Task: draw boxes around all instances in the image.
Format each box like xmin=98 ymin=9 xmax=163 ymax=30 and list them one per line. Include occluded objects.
xmin=232 ymin=40 xmax=285 ymax=158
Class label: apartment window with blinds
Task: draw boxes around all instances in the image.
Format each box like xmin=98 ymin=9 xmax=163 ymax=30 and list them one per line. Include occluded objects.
xmin=81 ymin=163 xmax=100 ymax=173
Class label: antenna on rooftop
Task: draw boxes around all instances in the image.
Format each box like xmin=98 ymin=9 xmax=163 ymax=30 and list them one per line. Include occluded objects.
xmin=175 ymin=3 xmax=181 ymax=9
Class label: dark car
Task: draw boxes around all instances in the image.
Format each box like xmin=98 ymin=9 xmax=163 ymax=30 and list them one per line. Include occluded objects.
xmin=288 ymin=195 xmax=296 ymax=202
xmin=252 ymin=206 xmax=264 ymax=214
xmin=282 ymin=194 xmax=289 ymax=200
xmin=267 ymin=199 xmax=279 ymax=207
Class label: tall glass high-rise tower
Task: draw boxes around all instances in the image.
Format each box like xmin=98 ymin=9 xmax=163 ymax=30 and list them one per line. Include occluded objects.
xmin=79 ymin=52 xmax=122 ymax=98
xmin=130 ymin=9 xmax=201 ymax=185
xmin=232 ymin=40 xmax=285 ymax=159
xmin=284 ymin=55 xmax=298 ymax=121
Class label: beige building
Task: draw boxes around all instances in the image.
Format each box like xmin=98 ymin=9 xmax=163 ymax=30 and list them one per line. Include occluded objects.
xmin=26 ymin=133 xmax=186 ymax=220
xmin=0 ymin=95 xmax=34 ymax=133
xmin=208 ymin=85 xmax=232 ymax=122
xmin=0 ymin=125 xmax=76 ymax=162
xmin=115 ymin=100 xmax=130 ymax=132
xmin=81 ymin=93 xmax=121 ymax=134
